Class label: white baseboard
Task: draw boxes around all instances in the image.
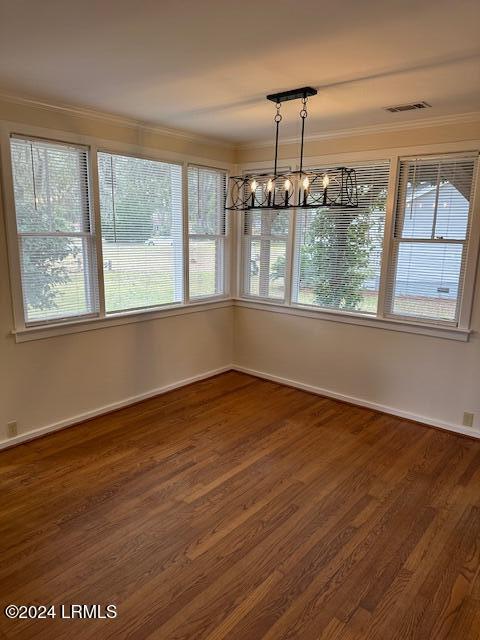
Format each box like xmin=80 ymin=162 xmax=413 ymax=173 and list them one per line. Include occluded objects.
xmin=0 ymin=366 xmax=231 ymax=451
xmin=232 ymin=365 xmax=480 ymax=440
xmin=2 ymin=363 xmax=478 ymax=451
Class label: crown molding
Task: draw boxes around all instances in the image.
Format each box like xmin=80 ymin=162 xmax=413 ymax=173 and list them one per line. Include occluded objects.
xmin=238 ymin=111 xmax=480 ymax=150
xmin=0 ymin=91 xmax=235 ymax=150
xmin=1 ymin=91 xmax=479 ymax=153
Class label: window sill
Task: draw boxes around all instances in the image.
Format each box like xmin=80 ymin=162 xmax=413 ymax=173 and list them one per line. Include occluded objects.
xmin=12 ymin=298 xmax=232 ymax=343
xmin=10 ymin=296 xmax=473 ymax=343
xmin=233 ymin=298 xmax=471 ymax=342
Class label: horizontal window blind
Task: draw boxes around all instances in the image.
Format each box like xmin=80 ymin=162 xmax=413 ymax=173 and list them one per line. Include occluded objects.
xmin=386 ymin=155 xmax=477 ymax=324
xmin=188 ymin=165 xmax=227 ymax=298
xmin=98 ymin=152 xmax=183 ymax=313
xmin=242 ymin=208 xmax=290 ymax=300
xmin=293 ymin=162 xmax=390 ymax=314
xmin=10 ymin=136 xmax=97 ymax=324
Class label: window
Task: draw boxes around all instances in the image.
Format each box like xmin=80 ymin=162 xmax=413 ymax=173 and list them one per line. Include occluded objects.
xmin=293 ymin=162 xmax=390 ymax=314
xmin=98 ymin=152 xmax=183 ymax=313
xmin=188 ymin=165 xmax=227 ymax=298
xmin=238 ymin=153 xmax=479 ymax=335
xmin=6 ymin=131 xmax=478 ymax=340
xmin=10 ymin=136 xmax=97 ymax=325
xmin=386 ymin=155 xmax=477 ymax=325
xmin=242 ymin=207 xmax=290 ymax=300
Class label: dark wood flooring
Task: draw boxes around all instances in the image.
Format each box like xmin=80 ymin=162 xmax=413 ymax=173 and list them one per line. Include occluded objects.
xmin=1 ymin=371 xmax=480 ymax=639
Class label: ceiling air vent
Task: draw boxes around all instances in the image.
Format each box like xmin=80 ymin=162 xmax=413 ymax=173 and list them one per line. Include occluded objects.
xmin=384 ymin=101 xmax=431 ymax=113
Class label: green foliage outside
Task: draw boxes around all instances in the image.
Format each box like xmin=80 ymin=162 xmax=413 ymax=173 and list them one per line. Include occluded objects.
xmin=99 ymin=154 xmax=177 ymax=243
xmin=298 ymin=184 xmax=387 ymax=311
xmin=11 ymin=142 xmax=83 ymax=314
xmin=188 ymin=169 xmax=224 ymax=235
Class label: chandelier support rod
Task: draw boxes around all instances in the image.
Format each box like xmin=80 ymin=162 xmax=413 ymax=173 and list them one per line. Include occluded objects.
xmin=299 ymin=111 xmax=305 ymax=174
xmin=299 ymin=97 xmax=307 ymax=175
xmin=273 ymin=102 xmax=281 ymax=178
xmin=274 ymin=114 xmax=279 ymax=176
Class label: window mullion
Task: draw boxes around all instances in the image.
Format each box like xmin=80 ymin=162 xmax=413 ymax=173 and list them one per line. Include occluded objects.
xmin=378 ymin=155 xmax=399 ymax=319
xmin=239 ymin=211 xmax=249 ymax=297
xmin=284 ymin=208 xmax=296 ymax=305
xmin=89 ymin=145 xmax=106 ymax=319
xmin=183 ymin=162 xmax=190 ymax=305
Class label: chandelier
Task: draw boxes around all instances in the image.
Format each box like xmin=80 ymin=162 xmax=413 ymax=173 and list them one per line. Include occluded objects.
xmin=226 ymin=87 xmax=358 ymax=211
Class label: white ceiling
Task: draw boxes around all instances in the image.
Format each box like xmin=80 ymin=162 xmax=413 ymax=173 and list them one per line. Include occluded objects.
xmin=0 ymin=0 xmax=479 ymax=144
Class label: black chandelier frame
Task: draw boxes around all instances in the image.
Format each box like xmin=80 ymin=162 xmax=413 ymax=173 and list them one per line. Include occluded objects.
xmin=226 ymin=87 xmax=359 ymax=211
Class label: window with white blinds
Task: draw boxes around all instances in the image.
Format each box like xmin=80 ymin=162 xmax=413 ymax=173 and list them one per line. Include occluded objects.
xmin=242 ymin=208 xmax=290 ymax=300
xmin=98 ymin=152 xmax=183 ymax=313
xmin=293 ymin=162 xmax=390 ymax=314
xmin=6 ymin=131 xmax=480 ymax=338
xmin=188 ymin=165 xmax=227 ymax=298
xmin=386 ymin=155 xmax=477 ymax=325
xmin=10 ymin=136 xmax=97 ymax=325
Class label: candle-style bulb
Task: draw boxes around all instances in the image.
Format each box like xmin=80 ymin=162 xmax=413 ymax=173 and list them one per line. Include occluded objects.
xmin=322 ymin=174 xmax=330 ymax=189
xmin=284 ymin=178 xmax=291 ymax=192
xmin=302 ymin=176 xmax=310 ymax=190
xmin=267 ymin=179 xmax=273 ymax=192
xmin=251 ymin=179 xmax=258 ymax=193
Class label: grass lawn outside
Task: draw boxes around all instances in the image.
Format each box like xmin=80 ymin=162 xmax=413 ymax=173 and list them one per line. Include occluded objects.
xmin=296 ymin=288 xmax=456 ymax=320
xmin=25 ymin=241 xmax=219 ymax=321
xmin=25 ymin=240 xmax=458 ymax=324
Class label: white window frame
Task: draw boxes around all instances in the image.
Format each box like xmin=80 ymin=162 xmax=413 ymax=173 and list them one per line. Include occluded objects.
xmin=0 ymin=123 xmax=233 ymax=342
xmin=241 ymin=210 xmax=292 ymax=303
xmin=239 ymin=166 xmax=293 ymax=304
xmin=187 ymin=163 xmax=230 ymax=302
xmin=5 ymin=134 xmax=100 ymax=328
xmin=383 ymin=153 xmax=478 ymax=328
xmin=290 ymin=159 xmax=391 ymax=312
xmin=97 ymin=148 xmax=185 ymax=313
xmin=235 ymin=143 xmax=480 ymax=342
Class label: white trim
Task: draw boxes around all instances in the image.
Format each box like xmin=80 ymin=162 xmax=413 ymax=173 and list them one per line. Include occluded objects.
xmin=1 ymin=92 xmax=479 ymax=152
xmin=89 ymin=144 xmax=107 ymax=317
xmin=232 ymin=365 xmax=480 ymax=440
xmin=377 ymin=156 xmax=398 ymax=318
xmin=458 ymin=160 xmax=480 ymax=328
xmin=239 ymin=112 xmax=480 ymax=150
xmin=2 ymin=362 xmax=478 ymax=450
xmin=182 ymin=160 xmax=190 ymax=304
xmin=0 ymin=366 xmax=232 ymax=451
xmin=13 ymin=299 xmax=232 ymax=342
xmin=0 ymin=91 xmax=233 ymax=150
xmin=233 ymin=299 xmax=471 ymax=341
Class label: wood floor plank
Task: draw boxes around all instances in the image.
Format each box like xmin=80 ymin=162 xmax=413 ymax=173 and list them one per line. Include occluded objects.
xmin=1 ymin=372 xmax=480 ymax=640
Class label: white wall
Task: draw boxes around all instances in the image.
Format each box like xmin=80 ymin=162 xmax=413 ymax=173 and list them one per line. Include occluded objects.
xmin=233 ymin=299 xmax=480 ymax=432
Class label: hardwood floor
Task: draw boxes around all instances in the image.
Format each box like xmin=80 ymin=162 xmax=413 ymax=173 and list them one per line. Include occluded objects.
xmin=1 ymin=371 xmax=480 ymax=639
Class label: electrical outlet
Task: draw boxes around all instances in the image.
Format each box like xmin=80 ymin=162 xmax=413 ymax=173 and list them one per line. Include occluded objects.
xmin=463 ymin=412 xmax=474 ymax=428
xmin=7 ymin=421 xmax=18 ymax=438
